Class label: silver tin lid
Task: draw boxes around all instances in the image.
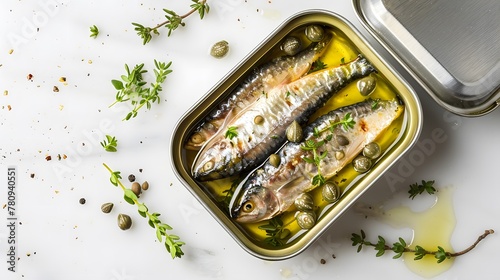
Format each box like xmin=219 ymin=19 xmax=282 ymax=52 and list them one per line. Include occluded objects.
xmin=353 ymin=0 xmax=500 ymax=116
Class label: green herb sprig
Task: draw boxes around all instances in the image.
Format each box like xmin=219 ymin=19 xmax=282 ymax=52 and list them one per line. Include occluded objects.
xmin=110 ymin=60 xmax=172 ymax=120
xmin=225 ymin=126 xmax=238 ymax=140
xmin=258 ymin=216 xmax=291 ymax=247
xmin=100 ymin=135 xmax=118 ymax=152
xmin=133 ymin=0 xmax=210 ymax=45
xmin=300 ymin=113 xmax=356 ymax=187
xmin=89 ymin=25 xmax=99 ymax=39
xmin=308 ymin=59 xmax=327 ymax=74
xmin=103 ymin=163 xmax=185 ymax=259
xmin=408 ymin=180 xmax=436 ymax=199
xmin=351 ymin=229 xmax=494 ymax=263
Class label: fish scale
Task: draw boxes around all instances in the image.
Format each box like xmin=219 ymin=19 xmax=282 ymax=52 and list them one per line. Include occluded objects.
xmin=192 ymin=55 xmax=376 ymax=181
xmin=230 ymin=99 xmax=404 ymax=223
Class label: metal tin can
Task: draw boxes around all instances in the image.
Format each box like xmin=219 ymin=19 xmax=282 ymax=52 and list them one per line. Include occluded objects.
xmin=171 ymin=10 xmax=422 ymax=260
xmin=353 ymin=0 xmax=500 ymax=116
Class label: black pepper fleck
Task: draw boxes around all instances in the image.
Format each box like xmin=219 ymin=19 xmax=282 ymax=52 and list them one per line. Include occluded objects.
xmin=320 ymin=259 xmax=326 ymax=264
xmin=128 ymin=174 xmax=136 ymax=182
xmin=79 ymin=198 xmax=86 ymax=205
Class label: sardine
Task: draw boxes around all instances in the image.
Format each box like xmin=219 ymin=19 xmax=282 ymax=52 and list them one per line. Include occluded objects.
xmin=191 ymin=55 xmax=375 ymax=181
xmin=230 ymin=100 xmax=403 ymax=223
xmin=184 ymin=33 xmax=333 ymax=150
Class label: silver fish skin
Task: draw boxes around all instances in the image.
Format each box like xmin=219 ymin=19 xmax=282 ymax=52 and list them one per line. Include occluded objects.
xmin=230 ymin=100 xmax=403 ymax=223
xmin=184 ymin=33 xmax=333 ymax=150
xmin=192 ymin=55 xmax=375 ymax=181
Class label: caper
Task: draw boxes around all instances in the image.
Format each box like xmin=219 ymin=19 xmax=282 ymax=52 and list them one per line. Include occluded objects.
xmin=141 ymin=181 xmax=149 ymax=191
xmin=363 ymin=142 xmax=382 ymax=159
xmin=335 ymin=150 xmax=345 ymax=160
xmin=357 ymin=76 xmax=376 ymax=96
xmin=335 ymin=135 xmax=350 ymax=146
xmin=322 ymin=182 xmax=341 ymax=203
xmin=281 ymin=36 xmax=302 ymax=56
xmin=254 ymin=115 xmax=264 ymax=125
xmin=131 ymin=182 xmax=141 ymax=197
xmin=210 ymin=40 xmax=229 ymax=58
xmin=294 ymin=193 xmax=314 ymax=211
xmin=101 ymin=202 xmax=114 ymax=214
xmin=295 ymin=211 xmax=316 ymax=230
xmin=117 ymin=213 xmax=132 ymax=230
xmin=286 ymin=120 xmax=303 ymax=142
xmin=269 ymin=154 xmax=281 ymax=168
xmin=305 ymin=25 xmax=325 ymax=42
xmin=353 ymin=155 xmax=372 ymax=173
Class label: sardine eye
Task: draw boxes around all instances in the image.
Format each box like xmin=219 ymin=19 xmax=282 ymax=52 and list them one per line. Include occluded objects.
xmin=203 ymin=161 xmax=214 ymax=172
xmin=242 ymin=201 xmax=254 ymax=213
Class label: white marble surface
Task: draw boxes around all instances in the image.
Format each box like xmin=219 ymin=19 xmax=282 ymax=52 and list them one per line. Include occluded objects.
xmin=1 ymin=0 xmax=499 ymax=279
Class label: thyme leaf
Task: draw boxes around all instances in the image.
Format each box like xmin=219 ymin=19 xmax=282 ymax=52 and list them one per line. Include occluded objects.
xmin=408 ymin=180 xmax=436 ymax=199
xmin=100 ymin=135 xmax=118 ymax=152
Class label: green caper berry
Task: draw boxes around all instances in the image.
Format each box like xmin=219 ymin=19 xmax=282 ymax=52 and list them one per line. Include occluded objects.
xmin=335 ymin=135 xmax=349 ymax=146
xmin=363 ymin=142 xmax=382 ymax=159
xmin=254 ymin=115 xmax=264 ymax=125
xmin=305 ymin=25 xmax=325 ymax=42
xmin=353 ymin=155 xmax=372 ymax=173
xmin=294 ymin=193 xmax=314 ymax=211
xmin=269 ymin=154 xmax=281 ymax=168
xmin=335 ymin=150 xmax=345 ymax=160
xmin=286 ymin=120 xmax=303 ymax=142
xmin=101 ymin=202 xmax=114 ymax=214
xmin=117 ymin=213 xmax=132 ymax=230
xmin=295 ymin=211 xmax=316 ymax=230
xmin=281 ymin=36 xmax=302 ymax=56
xmin=322 ymin=182 xmax=341 ymax=203
xmin=357 ymin=76 xmax=377 ymax=96
xmin=210 ymin=40 xmax=229 ymax=58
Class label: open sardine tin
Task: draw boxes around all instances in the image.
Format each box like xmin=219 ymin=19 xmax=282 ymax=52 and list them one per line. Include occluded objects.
xmin=171 ymin=10 xmax=422 ymax=260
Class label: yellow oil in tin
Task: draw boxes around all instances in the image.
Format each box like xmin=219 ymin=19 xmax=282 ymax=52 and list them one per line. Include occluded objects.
xmin=185 ymin=25 xmax=406 ymax=249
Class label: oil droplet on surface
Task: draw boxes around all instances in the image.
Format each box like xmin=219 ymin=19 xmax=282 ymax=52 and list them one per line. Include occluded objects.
xmin=383 ymin=187 xmax=456 ymax=278
xmin=280 ymin=267 xmax=293 ymax=278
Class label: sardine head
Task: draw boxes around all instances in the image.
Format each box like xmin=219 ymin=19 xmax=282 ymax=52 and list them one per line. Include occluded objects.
xmin=191 ymin=139 xmax=236 ymax=181
xmin=230 ymin=184 xmax=280 ymax=223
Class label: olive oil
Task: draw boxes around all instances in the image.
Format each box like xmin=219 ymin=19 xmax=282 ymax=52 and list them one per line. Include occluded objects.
xmin=380 ymin=187 xmax=456 ymax=277
xmin=186 ymin=25 xmax=406 ymax=248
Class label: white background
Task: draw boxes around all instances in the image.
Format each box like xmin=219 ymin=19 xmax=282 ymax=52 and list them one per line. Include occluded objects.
xmin=0 ymin=0 xmax=499 ymax=279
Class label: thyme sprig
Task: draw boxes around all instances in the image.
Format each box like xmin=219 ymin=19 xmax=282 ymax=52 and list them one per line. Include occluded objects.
xmin=301 ymin=113 xmax=356 ymax=187
xmin=408 ymin=180 xmax=436 ymax=199
xmin=258 ymin=216 xmax=291 ymax=247
xmin=351 ymin=229 xmax=494 ymax=263
xmin=110 ymin=60 xmax=172 ymax=120
xmin=100 ymin=135 xmax=118 ymax=152
xmin=133 ymin=0 xmax=210 ymax=45
xmin=103 ymin=163 xmax=185 ymax=259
